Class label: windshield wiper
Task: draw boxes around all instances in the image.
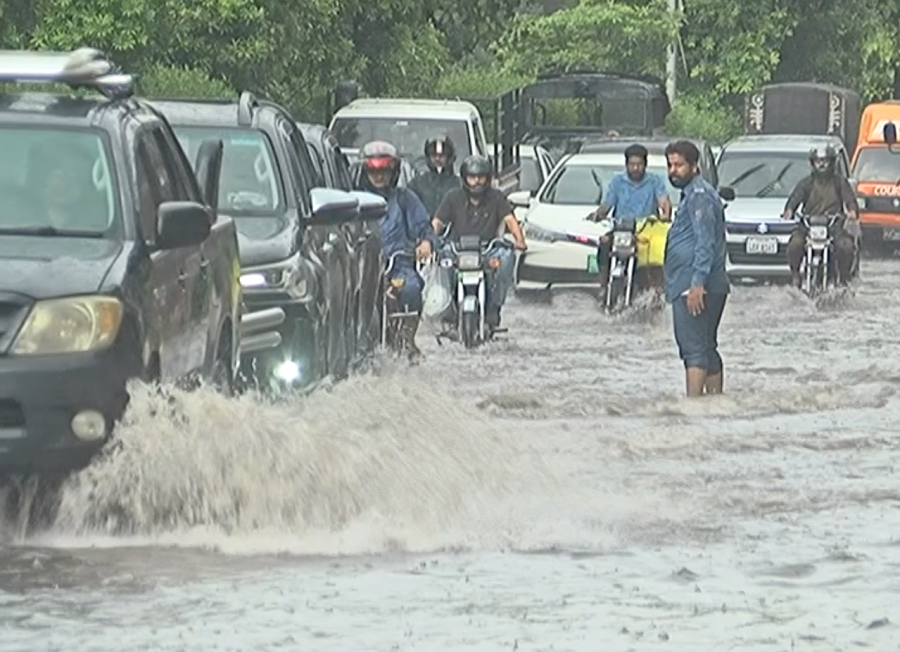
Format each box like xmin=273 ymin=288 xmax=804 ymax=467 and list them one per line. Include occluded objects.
xmin=756 ymin=162 xmax=793 ymax=198
xmin=0 ymin=226 xmax=105 ymax=238
xmin=727 ymin=163 xmax=766 ymax=188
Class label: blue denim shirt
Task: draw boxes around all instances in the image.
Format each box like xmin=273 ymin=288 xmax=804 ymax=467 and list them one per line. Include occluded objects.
xmin=663 ymin=175 xmax=730 ymax=302
xmin=603 ymin=172 xmax=669 ymax=224
xmin=379 ymin=188 xmax=436 ymax=258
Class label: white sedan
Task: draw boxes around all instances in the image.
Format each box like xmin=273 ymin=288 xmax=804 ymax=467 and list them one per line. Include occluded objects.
xmin=509 ymin=152 xmax=680 ymax=289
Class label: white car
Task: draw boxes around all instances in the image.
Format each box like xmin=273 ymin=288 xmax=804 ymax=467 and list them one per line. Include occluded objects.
xmin=718 ymin=134 xmax=853 ymax=281
xmin=509 ymin=151 xmax=681 ymax=289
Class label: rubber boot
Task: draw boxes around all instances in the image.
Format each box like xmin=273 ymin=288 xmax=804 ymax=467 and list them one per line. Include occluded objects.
xmin=401 ymin=316 xmax=423 ymax=364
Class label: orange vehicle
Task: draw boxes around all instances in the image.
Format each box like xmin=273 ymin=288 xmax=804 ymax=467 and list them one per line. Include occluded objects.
xmin=851 ymin=101 xmax=900 ymax=249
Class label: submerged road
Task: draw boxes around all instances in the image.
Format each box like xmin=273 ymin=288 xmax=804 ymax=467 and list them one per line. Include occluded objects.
xmin=2 ymin=259 xmax=900 ymax=650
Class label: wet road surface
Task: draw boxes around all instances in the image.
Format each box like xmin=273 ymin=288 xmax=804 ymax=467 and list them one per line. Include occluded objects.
xmin=3 ymin=260 xmax=900 ymax=651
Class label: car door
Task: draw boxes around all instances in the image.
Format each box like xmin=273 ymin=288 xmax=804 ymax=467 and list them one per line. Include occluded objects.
xmin=156 ymin=124 xmax=221 ymax=373
xmin=134 ymin=126 xmax=194 ymax=382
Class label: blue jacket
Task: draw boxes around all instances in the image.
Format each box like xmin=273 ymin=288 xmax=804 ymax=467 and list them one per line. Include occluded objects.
xmin=663 ymin=176 xmax=730 ymax=302
xmin=379 ymin=188 xmax=436 ymax=259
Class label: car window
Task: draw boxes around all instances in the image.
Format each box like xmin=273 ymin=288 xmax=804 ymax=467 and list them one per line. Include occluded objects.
xmin=331 ymin=117 xmax=472 ymax=164
xmin=471 ymin=116 xmax=486 ymax=156
xmin=851 ymin=147 xmax=900 ymax=182
xmin=717 ymin=150 xmax=813 ymax=199
xmin=540 ymin=162 xmax=678 ymax=206
xmin=172 ymin=126 xmax=283 ymax=215
xmin=519 ymin=157 xmax=541 ymax=192
xmin=0 ymin=126 xmax=120 ymax=236
xmin=306 ymin=141 xmax=327 ymax=187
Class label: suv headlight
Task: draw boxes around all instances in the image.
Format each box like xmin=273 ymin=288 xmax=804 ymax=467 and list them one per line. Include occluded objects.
xmin=240 ymin=252 xmax=310 ymax=300
xmin=10 ymin=296 xmax=123 ymax=355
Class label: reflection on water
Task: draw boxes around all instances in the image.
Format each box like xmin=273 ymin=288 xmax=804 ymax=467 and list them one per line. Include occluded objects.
xmin=3 ymin=261 xmax=900 ymax=650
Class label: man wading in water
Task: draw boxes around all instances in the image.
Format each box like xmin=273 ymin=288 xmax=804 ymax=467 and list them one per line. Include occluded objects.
xmin=663 ymin=140 xmax=730 ymax=398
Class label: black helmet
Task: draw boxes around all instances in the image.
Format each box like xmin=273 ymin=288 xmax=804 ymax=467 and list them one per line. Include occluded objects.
xmin=359 ymin=140 xmax=401 ymax=194
xmin=424 ymin=136 xmax=456 ymax=174
xmin=459 ymin=154 xmax=493 ymax=197
xmin=809 ymin=145 xmax=837 ymax=176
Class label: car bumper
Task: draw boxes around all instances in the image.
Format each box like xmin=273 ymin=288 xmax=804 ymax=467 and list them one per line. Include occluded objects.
xmin=0 ymin=348 xmax=136 ymax=474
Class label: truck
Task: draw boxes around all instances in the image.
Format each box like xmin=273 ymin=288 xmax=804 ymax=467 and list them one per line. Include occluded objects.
xmin=849 ymin=100 xmax=900 ymax=251
xmin=743 ymin=82 xmax=862 ymax=151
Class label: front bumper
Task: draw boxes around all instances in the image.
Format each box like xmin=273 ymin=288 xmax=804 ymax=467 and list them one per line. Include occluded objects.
xmin=0 ymin=347 xmax=137 ymax=474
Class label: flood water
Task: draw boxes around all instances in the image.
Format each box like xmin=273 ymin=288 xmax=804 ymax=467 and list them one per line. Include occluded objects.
xmin=2 ymin=260 xmax=900 ymax=651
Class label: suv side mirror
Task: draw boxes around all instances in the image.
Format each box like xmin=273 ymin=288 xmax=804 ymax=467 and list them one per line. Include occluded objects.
xmin=884 ymin=122 xmax=898 ymax=150
xmin=718 ymin=186 xmax=736 ymax=202
xmin=156 ymin=201 xmax=211 ymax=249
xmin=309 ymin=187 xmax=359 ymax=225
xmin=350 ymin=190 xmax=387 ymax=221
xmin=508 ymin=190 xmax=532 ymax=208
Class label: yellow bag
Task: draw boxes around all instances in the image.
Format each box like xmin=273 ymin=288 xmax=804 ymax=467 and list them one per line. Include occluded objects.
xmin=635 ymin=217 xmax=670 ymax=267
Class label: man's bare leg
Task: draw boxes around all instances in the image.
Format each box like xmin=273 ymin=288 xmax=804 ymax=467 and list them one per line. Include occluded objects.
xmin=685 ymin=367 xmax=707 ymax=397
xmin=704 ymin=369 xmax=723 ymax=395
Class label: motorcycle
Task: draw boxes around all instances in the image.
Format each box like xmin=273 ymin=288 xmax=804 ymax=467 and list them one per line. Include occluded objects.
xmin=798 ymin=213 xmax=842 ymax=298
xmin=603 ymin=217 xmax=639 ymax=312
xmin=435 ymin=235 xmax=511 ymax=349
xmin=380 ymin=251 xmax=422 ymax=354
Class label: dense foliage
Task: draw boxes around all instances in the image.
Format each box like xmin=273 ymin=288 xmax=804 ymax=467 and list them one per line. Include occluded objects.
xmin=1 ymin=0 xmax=898 ymax=143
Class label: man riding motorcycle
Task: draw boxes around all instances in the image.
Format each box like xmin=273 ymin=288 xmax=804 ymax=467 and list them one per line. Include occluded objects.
xmin=432 ymin=154 xmax=527 ymax=330
xmin=408 ymin=136 xmax=461 ymax=217
xmin=588 ymin=143 xmax=672 ymax=290
xmin=357 ymin=140 xmax=436 ymax=360
xmin=781 ymin=146 xmax=859 ymax=288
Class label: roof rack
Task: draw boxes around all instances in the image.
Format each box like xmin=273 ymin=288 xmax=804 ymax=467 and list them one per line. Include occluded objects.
xmin=0 ymin=47 xmax=134 ymax=100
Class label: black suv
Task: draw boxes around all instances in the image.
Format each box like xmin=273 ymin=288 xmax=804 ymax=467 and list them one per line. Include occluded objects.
xmin=0 ymin=48 xmax=241 ymax=474
xmin=299 ymin=122 xmax=385 ymax=358
xmin=151 ymin=95 xmax=385 ymax=388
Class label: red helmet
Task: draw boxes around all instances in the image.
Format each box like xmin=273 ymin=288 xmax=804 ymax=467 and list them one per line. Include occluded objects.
xmin=361 ymin=140 xmax=400 ymax=171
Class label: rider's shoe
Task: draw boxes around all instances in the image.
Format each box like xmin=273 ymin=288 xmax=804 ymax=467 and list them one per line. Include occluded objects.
xmin=401 ymin=317 xmax=423 ymax=363
xmin=791 ymin=272 xmax=802 ymax=288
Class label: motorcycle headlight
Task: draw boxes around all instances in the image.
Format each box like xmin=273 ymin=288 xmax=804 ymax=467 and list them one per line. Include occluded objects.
xmin=240 ymin=253 xmax=309 ymax=300
xmin=613 ymin=232 xmax=634 ymax=248
xmin=457 ymin=252 xmax=482 ymax=270
xmin=809 ymin=225 xmax=828 ymax=240
xmin=10 ymin=296 xmax=123 ymax=356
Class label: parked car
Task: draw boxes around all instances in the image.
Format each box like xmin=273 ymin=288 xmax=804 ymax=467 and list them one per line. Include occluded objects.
xmin=717 ymin=134 xmax=853 ymax=281
xmin=299 ymin=122 xmax=384 ymax=358
xmin=150 ymin=93 xmax=383 ymax=389
xmin=0 ymin=47 xmax=242 ymax=474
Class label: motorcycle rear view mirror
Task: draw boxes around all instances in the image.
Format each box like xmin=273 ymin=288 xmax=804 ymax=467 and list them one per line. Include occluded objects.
xmin=718 ymin=186 xmax=736 ymax=202
xmin=884 ymin=122 xmax=898 ymax=151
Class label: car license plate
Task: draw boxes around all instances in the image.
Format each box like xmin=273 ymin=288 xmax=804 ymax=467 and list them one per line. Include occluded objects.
xmin=883 ymin=229 xmax=900 ymax=241
xmin=745 ymin=237 xmax=778 ymax=255
xmin=586 ymin=253 xmax=599 ymax=273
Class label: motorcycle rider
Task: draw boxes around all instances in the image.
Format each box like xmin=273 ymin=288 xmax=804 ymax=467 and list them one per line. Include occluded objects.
xmin=432 ymin=154 xmax=527 ymax=330
xmin=408 ymin=136 xmax=461 ymax=216
xmin=588 ymin=143 xmax=672 ymax=290
xmin=781 ymin=146 xmax=859 ymax=287
xmin=357 ymin=140 xmax=436 ymax=360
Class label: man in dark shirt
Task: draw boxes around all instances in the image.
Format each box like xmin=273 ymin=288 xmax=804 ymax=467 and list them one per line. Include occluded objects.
xmin=408 ymin=136 xmax=461 ymax=216
xmin=782 ymin=146 xmax=859 ymax=287
xmin=433 ymin=154 xmax=527 ymax=329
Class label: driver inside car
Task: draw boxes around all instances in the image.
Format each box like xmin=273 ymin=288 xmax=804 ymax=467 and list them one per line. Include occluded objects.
xmin=432 ymin=154 xmax=527 ymax=331
xmin=34 ymin=142 xmax=107 ymax=231
xmin=781 ymin=146 xmax=859 ymax=288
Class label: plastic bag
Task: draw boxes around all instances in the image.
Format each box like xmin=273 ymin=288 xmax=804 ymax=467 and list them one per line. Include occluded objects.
xmin=421 ymin=260 xmax=453 ymax=320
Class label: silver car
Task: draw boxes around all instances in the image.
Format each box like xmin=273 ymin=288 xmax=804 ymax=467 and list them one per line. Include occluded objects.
xmin=717 ymin=134 xmax=853 ymax=281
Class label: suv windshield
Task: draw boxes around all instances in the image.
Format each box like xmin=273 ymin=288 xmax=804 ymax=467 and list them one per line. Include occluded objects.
xmin=173 ymin=127 xmax=283 ymax=215
xmin=852 ymin=146 xmax=900 ymax=183
xmin=718 ymin=151 xmax=812 ymax=198
xmin=0 ymin=126 xmax=119 ymax=236
xmin=331 ymin=117 xmax=472 ymax=163
xmin=540 ymin=160 xmax=678 ymax=207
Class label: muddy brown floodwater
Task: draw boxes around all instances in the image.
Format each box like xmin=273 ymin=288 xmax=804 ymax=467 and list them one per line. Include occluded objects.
xmin=3 ymin=260 xmax=900 ymax=651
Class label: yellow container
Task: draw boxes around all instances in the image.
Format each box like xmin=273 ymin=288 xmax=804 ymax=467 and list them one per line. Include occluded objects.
xmin=635 ymin=217 xmax=670 ymax=267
